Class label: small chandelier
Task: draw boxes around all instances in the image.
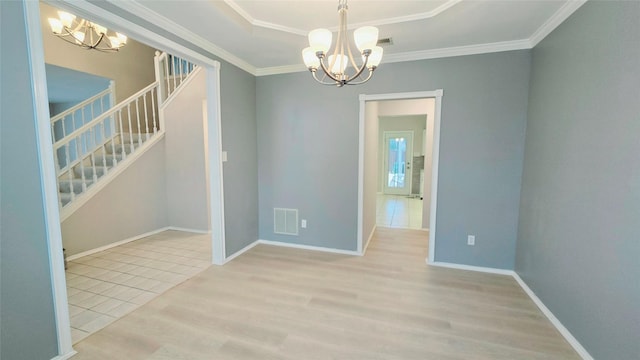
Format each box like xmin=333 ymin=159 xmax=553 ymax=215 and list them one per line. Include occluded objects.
xmin=48 ymin=11 xmax=127 ymax=52
xmin=302 ymin=0 xmax=383 ymax=87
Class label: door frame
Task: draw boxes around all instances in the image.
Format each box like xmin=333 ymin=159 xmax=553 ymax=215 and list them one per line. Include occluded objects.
xmin=357 ymin=90 xmax=443 ymax=265
xmin=25 ymin=1 xmax=225 ymax=357
xmin=382 ymin=130 xmax=414 ymax=195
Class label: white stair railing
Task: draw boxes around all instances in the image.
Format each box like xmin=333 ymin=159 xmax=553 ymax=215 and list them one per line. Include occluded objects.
xmin=50 ymin=82 xmax=115 ymax=143
xmin=54 ymin=51 xmax=198 ymax=212
xmin=154 ymin=51 xmax=197 ymax=105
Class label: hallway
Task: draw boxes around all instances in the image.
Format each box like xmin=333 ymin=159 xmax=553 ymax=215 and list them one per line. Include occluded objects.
xmin=376 ymin=194 xmax=424 ymax=229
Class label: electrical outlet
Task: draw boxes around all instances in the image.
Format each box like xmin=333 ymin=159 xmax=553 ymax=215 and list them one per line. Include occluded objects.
xmin=301 ymin=219 xmax=307 ymax=228
xmin=467 ymin=235 xmax=475 ymax=246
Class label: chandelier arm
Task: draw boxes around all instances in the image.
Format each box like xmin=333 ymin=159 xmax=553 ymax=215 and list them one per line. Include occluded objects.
xmin=345 ymin=68 xmax=375 ymax=85
xmin=311 ymin=71 xmax=342 ymax=86
xmin=347 ymin=54 xmax=370 ymax=83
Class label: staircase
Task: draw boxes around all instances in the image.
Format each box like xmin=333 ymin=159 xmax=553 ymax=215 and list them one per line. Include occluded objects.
xmin=52 ymin=51 xmax=198 ymax=218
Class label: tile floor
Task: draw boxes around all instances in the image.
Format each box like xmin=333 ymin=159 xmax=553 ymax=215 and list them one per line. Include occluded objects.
xmin=376 ymin=194 xmax=424 ymax=229
xmin=65 ymin=230 xmax=211 ymax=344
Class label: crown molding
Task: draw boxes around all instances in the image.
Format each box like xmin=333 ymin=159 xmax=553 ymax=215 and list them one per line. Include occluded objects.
xmin=254 ymin=39 xmax=533 ymax=77
xmin=255 ymin=64 xmax=307 ymax=77
xmin=529 ymin=0 xmax=587 ymax=47
xmin=106 ymin=0 xmax=257 ymax=75
xmin=223 ymin=0 xmax=462 ymax=36
xmin=383 ymin=39 xmax=533 ymax=64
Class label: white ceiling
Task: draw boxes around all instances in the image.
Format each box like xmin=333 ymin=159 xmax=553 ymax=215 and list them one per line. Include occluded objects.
xmin=108 ymin=0 xmax=585 ymax=75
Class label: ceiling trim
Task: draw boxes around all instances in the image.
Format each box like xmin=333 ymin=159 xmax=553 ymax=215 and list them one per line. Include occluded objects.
xmin=529 ymin=0 xmax=587 ymax=47
xmin=255 ymin=39 xmax=533 ymax=77
xmin=223 ymin=0 xmax=462 ymax=36
xmin=105 ymin=0 xmax=257 ymax=75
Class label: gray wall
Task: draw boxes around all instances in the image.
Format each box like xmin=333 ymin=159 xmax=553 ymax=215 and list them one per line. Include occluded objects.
xmin=0 ymin=1 xmax=59 ymax=359
xmin=62 ymin=140 xmax=169 ymax=256
xmin=164 ymin=70 xmax=210 ymax=231
xmin=363 ymin=101 xmax=379 ymax=247
xmin=257 ymin=51 xmax=530 ymax=264
xmin=220 ymin=59 xmax=259 ymax=256
xmin=515 ymin=1 xmax=640 ymax=359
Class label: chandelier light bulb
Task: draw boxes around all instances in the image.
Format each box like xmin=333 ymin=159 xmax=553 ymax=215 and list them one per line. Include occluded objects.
xmin=328 ymin=54 xmax=348 ymax=75
xmin=72 ymin=31 xmax=85 ymax=45
xmin=354 ymin=26 xmax=379 ymax=52
xmin=308 ymin=28 xmax=332 ymax=54
xmin=108 ymin=36 xmax=122 ymax=48
xmin=57 ymin=11 xmax=75 ymax=28
xmin=48 ymin=18 xmax=63 ymax=34
xmin=116 ymin=33 xmax=128 ymax=44
xmin=367 ymin=46 xmax=384 ymax=68
xmin=302 ymin=47 xmax=320 ymax=69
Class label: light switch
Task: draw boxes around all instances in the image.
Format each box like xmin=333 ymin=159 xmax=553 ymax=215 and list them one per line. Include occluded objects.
xmin=222 ymin=151 xmax=228 ymax=162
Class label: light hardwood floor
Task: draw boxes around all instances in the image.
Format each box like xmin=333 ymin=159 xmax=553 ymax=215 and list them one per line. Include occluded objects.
xmin=71 ymin=227 xmax=579 ymax=359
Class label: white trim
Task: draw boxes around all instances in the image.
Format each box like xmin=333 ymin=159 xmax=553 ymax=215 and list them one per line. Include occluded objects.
xmin=529 ymin=0 xmax=587 ymax=47
xmin=48 ymin=0 xmax=222 ymax=70
xmin=50 ymin=351 xmax=78 ymax=360
xmin=428 ymin=91 xmax=443 ymax=264
xmin=66 ymin=226 xmax=211 ymax=261
xmin=358 ymin=90 xmax=443 ymax=263
xmin=223 ymin=240 xmax=260 ymax=264
xmin=23 ymin=1 xmax=75 ymax=357
xmin=423 ymin=261 xmax=594 ymax=360
xmin=255 ymin=64 xmax=307 ymax=77
xmin=362 ymin=225 xmax=377 ymax=255
xmin=356 ymin=95 xmax=366 ymax=253
xmin=206 ymin=66 xmax=227 ymax=266
xmin=258 ymin=240 xmax=361 ymax=256
xmin=67 ymin=227 xmax=168 ymax=261
xmin=223 ymin=0 xmax=461 ymax=35
xmin=166 ymin=226 xmax=210 ymax=234
xmin=512 ymin=273 xmax=594 ymax=360
xmin=383 ymin=40 xmax=532 ymax=65
xmin=59 ymin=132 xmax=166 ymax=222
xmin=428 ymin=261 xmax=514 ymax=276
xmin=101 ymin=0 xmax=256 ymax=75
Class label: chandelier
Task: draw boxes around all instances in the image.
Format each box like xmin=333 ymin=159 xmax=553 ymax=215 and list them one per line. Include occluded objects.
xmin=48 ymin=11 xmax=127 ymax=52
xmin=302 ymin=0 xmax=383 ymax=87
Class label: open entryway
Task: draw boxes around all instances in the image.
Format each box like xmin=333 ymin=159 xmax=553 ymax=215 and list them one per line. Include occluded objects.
xmin=357 ymin=91 xmax=442 ymax=264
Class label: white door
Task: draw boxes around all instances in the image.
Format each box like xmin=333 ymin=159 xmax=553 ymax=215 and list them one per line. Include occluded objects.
xmin=383 ymin=131 xmax=413 ymax=195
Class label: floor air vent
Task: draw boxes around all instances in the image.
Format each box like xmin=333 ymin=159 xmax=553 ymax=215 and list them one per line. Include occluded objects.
xmin=274 ymin=208 xmax=298 ymax=235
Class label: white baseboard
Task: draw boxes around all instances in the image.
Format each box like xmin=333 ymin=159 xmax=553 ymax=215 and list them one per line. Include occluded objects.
xmin=166 ymin=226 xmax=210 ymax=234
xmin=512 ymin=273 xmax=594 ymax=360
xmin=362 ymin=225 xmax=377 ymax=255
xmin=51 ymin=350 xmax=77 ymax=360
xmin=428 ymin=261 xmax=514 ymax=276
xmin=426 ymin=260 xmax=593 ymax=360
xmin=66 ymin=226 xmax=209 ymax=261
xmin=223 ymin=240 xmax=259 ymax=264
xmin=257 ymin=239 xmax=360 ymax=256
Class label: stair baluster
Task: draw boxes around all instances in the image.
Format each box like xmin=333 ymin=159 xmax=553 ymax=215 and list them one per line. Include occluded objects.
xmin=135 ymin=98 xmax=143 ymax=148
xmin=143 ymin=92 xmax=150 ymax=141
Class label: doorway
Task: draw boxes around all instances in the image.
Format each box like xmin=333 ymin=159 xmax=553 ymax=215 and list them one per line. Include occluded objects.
xmin=24 ymin=1 xmax=225 ymax=357
xmin=383 ymin=130 xmax=414 ymax=195
xmin=357 ymin=90 xmax=443 ymax=264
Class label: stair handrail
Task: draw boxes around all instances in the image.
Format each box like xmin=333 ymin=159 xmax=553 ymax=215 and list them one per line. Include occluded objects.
xmin=55 ymin=51 xmax=198 ymax=211
xmin=52 ymin=82 xmax=159 ymax=154
xmin=50 ymin=82 xmax=115 ymax=144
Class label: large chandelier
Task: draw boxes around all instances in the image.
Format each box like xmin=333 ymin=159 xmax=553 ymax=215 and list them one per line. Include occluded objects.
xmin=302 ymin=0 xmax=383 ymax=87
xmin=48 ymin=11 xmax=127 ymax=52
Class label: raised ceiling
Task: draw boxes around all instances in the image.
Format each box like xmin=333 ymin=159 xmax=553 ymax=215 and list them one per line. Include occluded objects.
xmin=108 ymin=0 xmax=585 ymax=75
